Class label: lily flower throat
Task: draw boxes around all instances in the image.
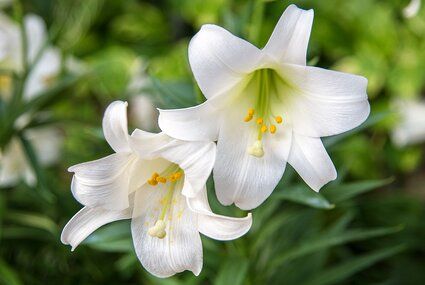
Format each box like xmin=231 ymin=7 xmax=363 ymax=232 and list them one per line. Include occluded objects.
xmin=146 ymin=164 xmax=184 ymax=239
xmin=242 ymin=68 xmax=286 ymax=158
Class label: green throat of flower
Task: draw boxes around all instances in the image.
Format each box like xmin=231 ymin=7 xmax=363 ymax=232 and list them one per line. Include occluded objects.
xmin=242 ymin=68 xmax=286 ymax=158
xmin=146 ymin=164 xmax=183 ymax=239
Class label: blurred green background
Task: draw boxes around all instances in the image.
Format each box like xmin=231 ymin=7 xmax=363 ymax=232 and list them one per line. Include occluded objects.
xmin=0 ymin=0 xmax=425 ymax=284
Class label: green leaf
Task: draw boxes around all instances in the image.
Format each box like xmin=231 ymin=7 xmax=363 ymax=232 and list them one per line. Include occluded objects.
xmin=270 ymin=226 xmax=402 ymax=269
xmin=214 ymin=258 xmax=249 ymax=285
xmin=84 ymin=221 xmax=133 ymax=252
xmin=0 ymin=259 xmax=22 ymax=285
xmin=273 ymin=185 xmax=334 ymax=209
xmin=304 ymin=245 xmax=406 ymax=285
xmin=5 ymin=211 xmax=58 ymax=235
xmin=322 ymin=178 xmax=393 ymax=203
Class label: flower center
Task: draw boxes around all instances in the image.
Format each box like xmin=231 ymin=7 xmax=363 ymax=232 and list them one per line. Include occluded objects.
xmin=242 ymin=69 xmax=286 ymax=158
xmin=146 ymin=164 xmax=183 ymax=239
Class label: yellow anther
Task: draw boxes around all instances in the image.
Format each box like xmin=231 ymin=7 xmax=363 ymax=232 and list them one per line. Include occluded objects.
xmin=248 ymin=108 xmax=255 ymax=116
xmin=270 ymin=125 xmax=277 ymax=134
xmin=256 ymin=118 xmax=263 ymax=125
xmin=261 ymin=125 xmax=268 ymax=133
xmin=152 ymin=172 xmax=159 ymax=179
xmin=244 ymin=115 xmax=253 ymax=122
xmin=156 ymin=176 xmax=167 ymax=183
xmin=174 ymin=172 xmax=182 ymax=180
xmin=169 ymin=175 xmax=177 ymax=182
xmin=148 ymin=178 xmax=158 ymax=186
xmin=275 ymin=116 xmax=283 ymax=124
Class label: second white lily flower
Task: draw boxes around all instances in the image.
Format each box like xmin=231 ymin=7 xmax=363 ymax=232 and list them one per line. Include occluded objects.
xmin=158 ymin=4 xmax=370 ymax=210
xmin=61 ymin=101 xmax=252 ymax=278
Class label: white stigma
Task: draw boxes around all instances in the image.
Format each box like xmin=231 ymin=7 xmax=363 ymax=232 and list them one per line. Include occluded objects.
xmin=247 ymin=140 xmax=264 ymax=157
xmin=148 ymin=220 xmax=166 ymax=239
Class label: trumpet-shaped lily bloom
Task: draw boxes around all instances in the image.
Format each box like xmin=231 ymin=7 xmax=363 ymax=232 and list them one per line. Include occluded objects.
xmin=158 ymin=4 xmax=370 ymax=210
xmin=0 ymin=13 xmax=61 ymax=99
xmin=0 ymin=13 xmax=62 ymax=187
xmin=392 ymin=99 xmax=425 ymax=147
xmin=61 ymin=101 xmax=252 ymax=278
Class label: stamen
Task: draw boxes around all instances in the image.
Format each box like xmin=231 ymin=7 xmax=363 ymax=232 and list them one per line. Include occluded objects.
xmin=156 ymin=176 xmax=167 ymax=183
xmin=261 ymin=125 xmax=268 ymax=133
xmin=275 ymin=116 xmax=283 ymax=124
xmin=147 ymin=168 xmax=185 ymax=239
xmin=244 ymin=115 xmax=253 ymax=122
xmin=270 ymin=125 xmax=276 ymax=134
xmin=248 ymin=108 xmax=255 ymax=116
xmin=256 ymin=118 xmax=263 ymax=125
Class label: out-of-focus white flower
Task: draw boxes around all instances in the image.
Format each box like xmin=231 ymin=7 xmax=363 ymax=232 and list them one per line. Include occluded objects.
xmin=158 ymin=5 xmax=370 ymax=210
xmin=0 ymin=14 xmax=62 ymax=187
xmin=0 ymin=138 xmax=35 ymax=187
xmin=0 ymin=128 xmax=62 ymax=187
xmin=61 ymin=101 xmax=252 ymax=277
xmin=392 ymin=100 xmax=425 ymax=146
xmin=403 ymin=0 xmax=421 ymax=18
xmin=0 ymin=13 xmax=61 ymax=99
xmin=128 ymin=59 xmax=159 ymax=131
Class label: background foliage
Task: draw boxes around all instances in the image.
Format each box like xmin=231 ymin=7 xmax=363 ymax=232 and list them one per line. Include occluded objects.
xmin=0 ymin=0 xmax=425 ymax=284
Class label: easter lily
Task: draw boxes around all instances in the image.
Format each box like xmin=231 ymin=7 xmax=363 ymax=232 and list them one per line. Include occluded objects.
xmin=158 ymin=4 xmax=370 ymax=210
xmin=0 ymin=13 xmax=61 ymax=99
xmin=61 ymin=101 xmax=252 ymax=278
xmin=0 ymin=14 xmax=62 ymax=187
xmin=392 ymin=99 xmax=425 ymax=146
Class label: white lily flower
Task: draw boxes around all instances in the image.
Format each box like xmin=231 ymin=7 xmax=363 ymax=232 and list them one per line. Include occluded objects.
xmin=158 ymin=4 xmax=370 ymax=210
xmin=0 ymin=14 xmax=62 ymax=187
xmin=403 ymin=0 xmax=421 ymax=18
xmin=61 ymin=101 xmax=252 ymax=278
xmin=0 ymin=13 xmax=61 ymax=99
xmin=392 ymin=99 xmax=425 ymax=147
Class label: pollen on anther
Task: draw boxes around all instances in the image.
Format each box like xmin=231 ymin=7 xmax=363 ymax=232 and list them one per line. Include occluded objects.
xmin=270 ymin=125 xmax=277 ymax=134
xmin=156 ymin=176 xmax=167 ymax=183
xmin=275 ymin=116 xmax=283 ymax=124
xmin=261 ymin=125 xmax=268 ymax=133
xmin=244 ymin=115 xmax=253 ymax=122
xmin=256 ymin=118 xmax=264 ymax=125
xmin=148 ymin=178 xmax=158 ymax=186
xmin=248 ymin=108 xmax=255 ymax=116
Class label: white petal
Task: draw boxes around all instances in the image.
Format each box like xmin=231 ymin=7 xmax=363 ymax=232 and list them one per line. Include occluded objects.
xmin=24 ymin=14 xmax=47 ymax=64
xmin=0 ymin=138 xmax=27 ymax=187
xmin=61 ymin=206 xmax=131 ymax=251
xmin=23 ymin=47 xmax=61 ymax=100
xmin=69 ymin=153 xmax=135 ymax=210
xmin=131 ymin=184 xmax=202 ymax=278
xmin=263 ymin=4 xmax=314 ymax=66
xmin=158 ymin=98 xmax=221 ymax=142
xmin=392 ymin=100 xmax=425 ymax=146
xmin=187 ymin=188 xmax=252 ymax=240
xmin=103 ymin=101 xmax=131 ymax=153
xmin=129 ymin=129 xmax=173 ymax=159
xmin=213 ymin=109 xmax=292 ymax=210
xmin=189 ymin=24 xmax=263 ymax=99
xmin=26 ymin=127 xmax=62 ymax=166
xmin=151 ymin=139 xmax=216 ymax=198
xmin=280 ymin=64 xmax=370 ymax=137
xmin=287 ymin=134 xmax=337 ymax=192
